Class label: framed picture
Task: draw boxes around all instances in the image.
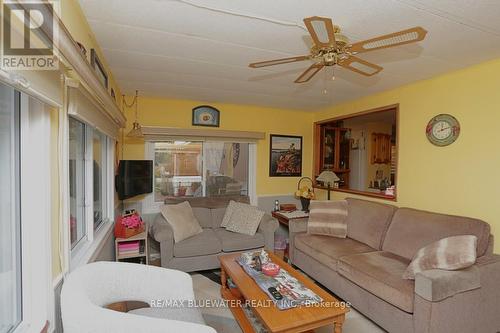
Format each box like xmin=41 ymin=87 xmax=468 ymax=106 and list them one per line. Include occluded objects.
xmin=192 ymin=105 xmax=220 ymax=127
xmin=269 ymin=134 xmax=302 ymax=177
xmin=90 ymin=49 xmax=108 ymax=89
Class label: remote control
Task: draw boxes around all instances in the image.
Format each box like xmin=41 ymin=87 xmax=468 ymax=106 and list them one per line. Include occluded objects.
xmin=268 ymin=287 xmax=283 ymax=300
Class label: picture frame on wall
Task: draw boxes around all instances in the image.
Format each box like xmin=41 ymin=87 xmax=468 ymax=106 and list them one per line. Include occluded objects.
xmin=192 ymin=105 xmax=220 ymax=127
xmin=269 ymin=134 xmax=302 ymax=177
xmin=90 ymin=49 xmax=108 ymax=89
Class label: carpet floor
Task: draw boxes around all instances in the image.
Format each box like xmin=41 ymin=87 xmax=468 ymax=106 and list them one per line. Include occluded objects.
xmin=191 ymin=272 xmax=386 ymax=333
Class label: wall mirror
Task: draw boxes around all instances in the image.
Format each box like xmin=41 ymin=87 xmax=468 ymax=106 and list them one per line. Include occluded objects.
xmin=313 ymin=105 xmax=398 ymax=200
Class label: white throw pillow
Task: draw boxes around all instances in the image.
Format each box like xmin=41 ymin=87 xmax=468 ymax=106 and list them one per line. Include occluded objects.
xmin=225 ymin=202 xmax=265 ymax=236
xmin=160 ymin=201 xmax=203 ymax=243
xmin=221 ymin=200 xmax=237 ymax=228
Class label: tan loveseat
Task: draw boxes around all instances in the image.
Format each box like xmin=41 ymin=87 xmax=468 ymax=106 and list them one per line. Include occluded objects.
xmin=290 ymin=198 xmax=500 ymax=333
xmin=150 ymin=196 xmax=278 ymax=272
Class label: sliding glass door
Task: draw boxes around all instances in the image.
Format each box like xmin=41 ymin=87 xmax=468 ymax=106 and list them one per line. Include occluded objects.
xmin=0 ymin=83 xmax=22 ymax=332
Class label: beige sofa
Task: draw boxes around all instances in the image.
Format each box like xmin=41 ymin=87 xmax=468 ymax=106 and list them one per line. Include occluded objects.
xmin=150 ymin=196 xmax=278 ymax=272
xmin=290 ymin=198 xmax=500 ymax=333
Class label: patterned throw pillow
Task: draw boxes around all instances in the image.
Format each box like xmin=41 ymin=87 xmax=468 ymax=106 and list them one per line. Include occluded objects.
xmin=221 ymin=200 xmax=237 ymax=228
xmin=307 ymin=200 xmax=348 ymax=238
xmin=160 ymin=201 xmax=203 ymax=243
xmin=225 ymin=202 xmax=265 ymax=236
xmin=403 ymin=235 xmax=477 ymax=280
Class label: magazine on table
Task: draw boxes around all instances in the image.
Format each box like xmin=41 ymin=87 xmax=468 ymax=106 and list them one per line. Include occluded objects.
xmin=237 ymin=251 xmax=322 ymax=310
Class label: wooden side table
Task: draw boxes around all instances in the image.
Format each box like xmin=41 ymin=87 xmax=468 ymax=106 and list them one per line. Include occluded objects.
xmin=272 ymin=211 xmax=309 ymax=262
xmin=272 ymin=211 xmax=309 ymax=227
xmin=115 ymin=230 xmax=149 ymax=265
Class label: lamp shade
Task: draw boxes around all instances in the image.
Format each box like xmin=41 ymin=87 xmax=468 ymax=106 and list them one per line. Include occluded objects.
xmin=127 ymin=121 xmax=144 ymax=138
xmin=316 ymin=170 xmax=340 ymax=187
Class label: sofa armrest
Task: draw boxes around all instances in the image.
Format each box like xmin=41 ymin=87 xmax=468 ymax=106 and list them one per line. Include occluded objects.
xmin=288 ymin=218 xmax=308 ymax=263
xmin=258 ymin=213 xmax=279 ymax=251
xmin=149 ymin=214 xmax=174 ymax=265
xmin=415 ymin=266 xmax=480 ymax=302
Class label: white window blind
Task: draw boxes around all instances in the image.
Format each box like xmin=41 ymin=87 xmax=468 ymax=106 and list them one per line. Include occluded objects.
xmin=67 ymin=86 xmax=120 ymax=140
xmin=141 ymin=126 xmax=265 ymax=143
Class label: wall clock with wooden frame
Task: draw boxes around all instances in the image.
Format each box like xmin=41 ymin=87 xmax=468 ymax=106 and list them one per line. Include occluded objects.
xmin=426 ymin=114 xmax=460 ymax=147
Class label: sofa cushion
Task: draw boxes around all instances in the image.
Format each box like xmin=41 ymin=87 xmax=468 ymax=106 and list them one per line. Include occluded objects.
xmin=214 ymin=228 xmax=264 ymax=252
xmin=160 ymin=202 xmax=203 ymax=243
xmin=308 ymin=200 xmax=348 ymax=238
xmin=338 ymin=251 xmax=414 ymax=313
xmin=382 ymin=208 xmax=491 ymax=260
xmin=346 ymin=198 xmax=397 ymax=250
xmin=403 ymin=235 xmax=478 ymax=280
xmin=173 ymin=229 xmax=221 ymax=258
xmin=212 ymin=207 xmax=227 ymax=228
xmin=294 ymin=234 xmax=376 ymax=271
xmin=225 ymin=203 xmax=264 ymax=236
xmin=192 ymin=207 xmax=213 ymax=229
xmin=221 ymin=200 xmax=237 ymax=228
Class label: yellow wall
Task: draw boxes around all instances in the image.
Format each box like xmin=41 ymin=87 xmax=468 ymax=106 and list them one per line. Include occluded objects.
xmin=314 ymin=58 xmax=500 ymax=252
xmin=49 ymin=0 xmax=124 ymax=279
xmin=121 ymin=97 xmax=314 ymax=195
xmin=60 ymin=0 xmax=122 ymax=102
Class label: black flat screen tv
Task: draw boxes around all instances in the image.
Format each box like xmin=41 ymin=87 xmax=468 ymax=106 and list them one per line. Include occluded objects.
xmin=116 ymin=160 xmax=153 ymax=200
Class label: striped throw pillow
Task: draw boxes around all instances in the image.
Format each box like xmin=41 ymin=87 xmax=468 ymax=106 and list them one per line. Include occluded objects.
xmin=403 ymin=235 xmax=477 ymax=280
xmin=307 ymin=200 xmax=348 ymax=238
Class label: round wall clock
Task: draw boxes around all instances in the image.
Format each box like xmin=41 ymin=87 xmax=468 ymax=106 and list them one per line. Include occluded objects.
xmin=426 ymin=114 xmax=460 ymax=146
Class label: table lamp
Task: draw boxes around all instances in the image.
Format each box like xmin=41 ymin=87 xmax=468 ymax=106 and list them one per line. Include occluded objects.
xmin=316 ymin=171 xmax=340 ymax=200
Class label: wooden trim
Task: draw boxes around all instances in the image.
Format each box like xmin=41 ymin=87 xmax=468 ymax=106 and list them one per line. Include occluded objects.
xmin=315 ymin=186 xmax=396 ymax=201
xmin=313 ymin=104 xmax=399 ymax=201
xmin=141 ymin=126 xmax=265 ymax=141
xmin=314 ymin=104 xmax=399 ymax=125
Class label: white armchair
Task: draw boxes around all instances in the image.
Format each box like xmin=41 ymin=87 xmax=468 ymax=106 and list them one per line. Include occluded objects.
xmin=61 ymin=261 xmax=216 ymax=333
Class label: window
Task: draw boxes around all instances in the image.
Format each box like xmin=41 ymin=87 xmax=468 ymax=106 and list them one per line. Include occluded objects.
xmin=0 ymin=83 xmax=22 ymax=333
xmin=154 ymin=141 xmax=249 ymax=201
xmin=69 ymin=117 xmax=111 ymax=256
xmin=93 ymin=130 xmax=107 ymax=230
xmin=69 ymin=118 xmax=86 ymax=248
xmin=0 ymin=81 xmax=52 ymax=333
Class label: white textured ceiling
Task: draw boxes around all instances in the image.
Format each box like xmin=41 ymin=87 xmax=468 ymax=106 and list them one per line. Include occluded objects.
xmin=79 ymin=0 xmax=500 ymax=111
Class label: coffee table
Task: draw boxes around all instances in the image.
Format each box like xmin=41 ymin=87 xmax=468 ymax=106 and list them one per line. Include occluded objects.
xmin=219 ymin=252 xmax=348 ymax=333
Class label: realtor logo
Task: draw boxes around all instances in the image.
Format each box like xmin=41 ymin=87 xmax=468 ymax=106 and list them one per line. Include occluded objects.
xmin=1 ymin=0 xmax=59 ymax=70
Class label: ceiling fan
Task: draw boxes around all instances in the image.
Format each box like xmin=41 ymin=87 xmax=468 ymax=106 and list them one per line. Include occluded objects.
xmin=249 ymin=16 xmax=427 ymax=83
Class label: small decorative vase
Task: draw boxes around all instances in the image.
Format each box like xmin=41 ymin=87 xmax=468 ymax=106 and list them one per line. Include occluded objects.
xmin=300 ymin=197 xmax=311 ymax=212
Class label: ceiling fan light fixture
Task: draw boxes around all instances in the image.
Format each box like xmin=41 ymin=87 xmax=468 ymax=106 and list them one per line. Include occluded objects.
xmin=350 ymin=62 xmax=378 ymax=74
xmin=311 ymin=20 xmax=330 ymax=43
xmin=248 ymin=18 xmax=427 ymax=84
xmin=333 ymin=32 xmax=349 ymax=47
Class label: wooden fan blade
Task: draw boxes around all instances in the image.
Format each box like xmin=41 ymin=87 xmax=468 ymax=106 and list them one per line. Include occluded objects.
xmin=349 ymin=27 xmax=427 ymax=54
xmin=294 ymin=63 xmax=324 ymax=83
xmin=304 ymin=16 xmax=336 ymax=48
xmin=249 ymin=56 xmax=310 ymax=68
xmin=339 ymin=56 xmax=383 ymax=76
